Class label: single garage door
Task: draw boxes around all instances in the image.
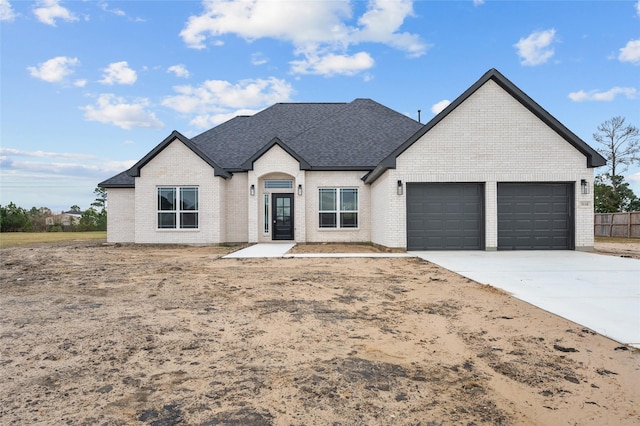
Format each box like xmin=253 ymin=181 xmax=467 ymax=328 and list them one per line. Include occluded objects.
xmin=498 ymin=183 xmax=573 ymax=250
xmin=407 ymin=183 xmax=484 ymax=250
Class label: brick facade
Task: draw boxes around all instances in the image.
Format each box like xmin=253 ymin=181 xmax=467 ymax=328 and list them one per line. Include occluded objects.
xmin=371 ymin=80 xmax=595 ymax=250
xmin=105 ymin=188 xmax=135 ymax=243
xmin=133 ymin=139 xmax=224 ymax=244
xmin=104 ymin=76 xmax=598 ymax=250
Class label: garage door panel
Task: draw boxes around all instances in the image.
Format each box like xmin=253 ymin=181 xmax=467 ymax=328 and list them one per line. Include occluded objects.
xmin=407 ymin=183 xmax=484 ymax=250
xmin=498 ymin=183 xmax=573 ymax=250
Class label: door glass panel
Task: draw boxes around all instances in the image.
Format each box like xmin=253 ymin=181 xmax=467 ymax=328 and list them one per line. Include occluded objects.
xmin=264 ymin=194 xmax=269 ymax=233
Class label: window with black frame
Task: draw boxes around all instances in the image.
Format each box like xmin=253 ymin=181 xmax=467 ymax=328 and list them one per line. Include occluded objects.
xmin=319 ymin=188 xmax=358 ymax=228
xmin=158 ymin=186 xmax=198 ymax=229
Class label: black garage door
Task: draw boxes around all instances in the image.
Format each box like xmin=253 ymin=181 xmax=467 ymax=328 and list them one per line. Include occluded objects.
xmin=407 ymin=183 xmax=484 ymax=250
xmin=498 ymin=183 xmax=573 ymax=250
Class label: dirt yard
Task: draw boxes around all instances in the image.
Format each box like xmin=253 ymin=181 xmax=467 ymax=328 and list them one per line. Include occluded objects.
xmin=1 ymin=241 xmax=638 ymax=425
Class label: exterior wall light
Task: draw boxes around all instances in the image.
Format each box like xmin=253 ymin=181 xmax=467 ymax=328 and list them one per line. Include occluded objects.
xmin=250 ymin=184 xmax=255 ymax=196
xmin=297 ymin=184 xmax=303 ymax=196
xmin=580 ymin=179 xmax=589 ymax=195
xmin=397 ymin=180 xmax=403 ymax=195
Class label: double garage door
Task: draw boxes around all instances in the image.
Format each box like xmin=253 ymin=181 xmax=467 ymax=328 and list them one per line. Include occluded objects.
xmin=406 ymin=183 xmax=573 ymax=250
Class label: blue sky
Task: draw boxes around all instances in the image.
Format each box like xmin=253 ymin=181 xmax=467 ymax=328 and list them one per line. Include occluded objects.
xmin=1 ymin=0 xmax=639 ymax=212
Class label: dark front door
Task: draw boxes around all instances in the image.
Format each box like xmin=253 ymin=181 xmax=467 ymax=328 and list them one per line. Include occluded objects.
xmin=272 ymin=193 xmax=294 ymax=240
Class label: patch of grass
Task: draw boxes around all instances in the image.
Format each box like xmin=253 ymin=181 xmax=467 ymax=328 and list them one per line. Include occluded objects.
xmin=595 ymin=236 xmax=639 ymax=244
xmin=0 ymin=231 xmax=106 ymax=249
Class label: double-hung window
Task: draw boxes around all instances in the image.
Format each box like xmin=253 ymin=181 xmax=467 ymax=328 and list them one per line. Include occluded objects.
xmin=319 ymin=188 xmax=358 ymax=228
xmin=158 ymin=186 xmax=199 ymax=229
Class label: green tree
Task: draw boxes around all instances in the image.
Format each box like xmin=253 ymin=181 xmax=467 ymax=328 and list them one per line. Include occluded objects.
xmin=594 ymin=174 xmax=640 ymax=213
xmin=79 ymin=208 xmax=100 ymax=231
xmin=0 ymin=203 xmax=32 ymax=232
xmin=28 ymin=206 xmax=52 ymax=232
xmin=92 ymin=187 xmax=107 ymax=210
xmin=91 ymin=187 xmax=107 ymax=231
xmin=69 ymin=205 xmax=82 ymax=213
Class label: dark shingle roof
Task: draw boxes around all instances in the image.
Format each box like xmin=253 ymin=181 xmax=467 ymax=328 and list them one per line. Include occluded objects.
xmin=98 ymin=170 xmax=134 ymax=188
xmin=99 ymin=99 xmax=422 ymax=187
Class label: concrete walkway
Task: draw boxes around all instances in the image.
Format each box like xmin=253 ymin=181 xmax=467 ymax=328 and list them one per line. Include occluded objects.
xmin=223 ymin=243 xmax=296 ymax=258
xmin=223 ymin=243 xmax=412 ymax=259
xmin=412 ymin=250 xmax=640 ymax=348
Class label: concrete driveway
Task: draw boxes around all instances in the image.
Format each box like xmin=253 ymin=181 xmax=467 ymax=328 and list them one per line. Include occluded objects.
xmin=412 ymin=251 xmax=640 ymax=348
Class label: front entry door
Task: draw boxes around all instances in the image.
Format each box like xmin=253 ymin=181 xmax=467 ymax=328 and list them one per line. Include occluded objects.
xmin=272 ymin=193 xmax=294 ymax=240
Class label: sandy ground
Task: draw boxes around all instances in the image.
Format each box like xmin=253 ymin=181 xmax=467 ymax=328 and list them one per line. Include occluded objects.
xmin=593 ymin=239 xmax=640 ymax=259
xmin=1 ymin=241 xmax=639 ymax=425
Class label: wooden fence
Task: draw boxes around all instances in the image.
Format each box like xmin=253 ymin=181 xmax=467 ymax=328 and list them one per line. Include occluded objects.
xmin=594 ymin=212 xmax=640 ymax=238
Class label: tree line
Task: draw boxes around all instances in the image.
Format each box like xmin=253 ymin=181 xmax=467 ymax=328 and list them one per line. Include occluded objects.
xmin=0 ymin=188 xmax=107 ymax=233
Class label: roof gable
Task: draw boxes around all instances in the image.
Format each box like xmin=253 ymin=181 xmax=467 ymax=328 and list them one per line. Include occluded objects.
xmin=364 ymin=68 xmax=606 ymax=184
xmin=241 ymin=137 xmax=311 ymax=170
xmin=127 ymin=130 xmax=231 ymax=179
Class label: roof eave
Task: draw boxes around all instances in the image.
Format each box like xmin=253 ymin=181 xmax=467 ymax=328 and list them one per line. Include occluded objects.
xmin=98 ymin=182 xmax=135 ymax=189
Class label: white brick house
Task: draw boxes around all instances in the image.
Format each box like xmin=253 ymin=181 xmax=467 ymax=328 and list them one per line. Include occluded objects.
xmin=99 ymin=69 xmax=605 ymax=251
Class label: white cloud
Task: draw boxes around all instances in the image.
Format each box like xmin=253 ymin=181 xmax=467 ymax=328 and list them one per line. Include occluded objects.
xmin=33 ymin=0 xmax=77 ymax=26
xmin=0 ymin=158 xmax=136 ymax=180
xmin=99 ymin=61 xmax=137 ymax=85
xmin=180 ymin=0 xmax=352 ymax=49
xmin=0 ymin=148 xmax=135 ymax=184
xmin=0 ymin=148 xmax=96 ymax=160
xmin=473 ymin=0 xmax=485 ymax=5
xmin=162 ymin=77 xmax=294 ymax=128
xmin=251 ymin=52 xmax=268 ymax=66
xmin=74 ymin=79 xmax=87 ymax=87
xmin=179 ymin=0 xmax=427 ymax=76
xmin=1 ymin=0 xmax=16 ymax=21
xmin=431 ymin=99 xmax=451 ymax=115
xmin=349 ymin=0 xmax=426 ymax=58
xmin=98 ymin=1 xmax=125 ymax=17
xmin=290 ymin=51 xmax=374 ymax=76
xmin=637 ymin=0 xmax=640 ymax=17
xmin=619 ymin=39 xmax=640 ymax=65
xmin=82 ymin=94 xmax=164 ymax=129
xmin=514 ymin=28 xmax=557 ymax=66
xmin=168 ymin=64 xmax=190 ymax=78
xmin=27 ymin=56 xmax=79 ymax=83
xmin=568 ymin=87 xmax=638 ymax=102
